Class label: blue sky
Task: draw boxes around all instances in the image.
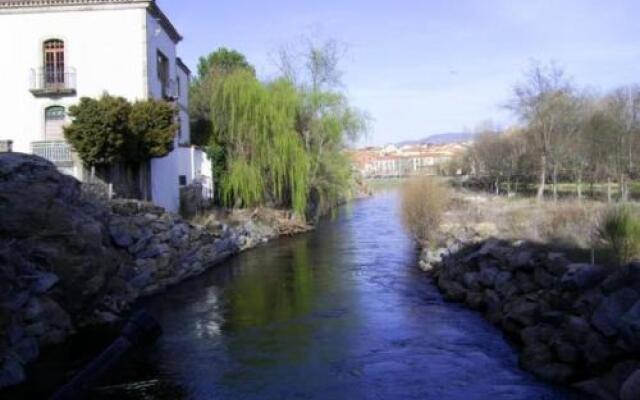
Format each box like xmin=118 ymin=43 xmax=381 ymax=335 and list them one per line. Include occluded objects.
xmin=158 ymin=0 xmax=640 ymax=146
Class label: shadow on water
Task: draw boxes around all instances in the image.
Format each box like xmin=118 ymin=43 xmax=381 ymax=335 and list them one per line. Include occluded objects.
xmin=19 ymin=190 xmax=583 ymax=399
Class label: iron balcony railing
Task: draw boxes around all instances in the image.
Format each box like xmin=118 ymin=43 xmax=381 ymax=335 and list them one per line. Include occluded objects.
xmin=30 ymin=67 xmax=77 ymax=96
xmin=31 ymin=140 xmax=74 ymax=167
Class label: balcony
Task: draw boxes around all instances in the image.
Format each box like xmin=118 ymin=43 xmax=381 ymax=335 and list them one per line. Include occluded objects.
xmin=30 ymin=67 xmax=77 ymax=97
xmin=31 ymin=140 xmax=74 ymax=168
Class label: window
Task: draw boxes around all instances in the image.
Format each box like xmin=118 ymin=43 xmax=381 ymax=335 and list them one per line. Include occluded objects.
xmin=45 ymin=106 xmax=66 ymax=140
xmin=157 ymin=50 xmax=169 ymax=94
xmin=43 ymin=39 xmax=65 ymax=87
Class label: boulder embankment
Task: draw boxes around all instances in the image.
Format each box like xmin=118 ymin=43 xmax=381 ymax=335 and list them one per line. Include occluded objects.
xmin=421 ymin=239 xmax=640 ymax=400
xmin=0 ymin=153 xmax=311 ymax=389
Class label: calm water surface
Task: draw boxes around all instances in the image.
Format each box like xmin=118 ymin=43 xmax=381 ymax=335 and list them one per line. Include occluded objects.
xmin=90 ymin=190 xmax=576 ymax=399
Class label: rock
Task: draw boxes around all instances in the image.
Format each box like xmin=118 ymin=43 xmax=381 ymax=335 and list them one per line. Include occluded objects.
xmin=503 ymin=296 xmax=539 ymax=327
xmin=13 ymin=337 xmax=39 ymax=364
xmin=591 ymin=288 xmax=639 ymax=337
xmin=546 ymin=253 xmax=571 ymax=276
xmin=463 ymin=272 xmax=481 ymax=291
xmin=515 ymin=271 xmax=538 ymax=293
xmin=109 ymin=224 xmax=134 ymax=248
xmin=563 ymin=316 xmax=592 ymax=343
xmin=602 ymin=267 xmax=631 ymax=295
xmin=0 ymin=356 xmax=26 ymax=388
xmin=484 ymin=290 xmax=503 ymax=323
xmin=494 ymin=271 xmax=518 ymax=299
xmin=551 ymin=338 xmax=579 ymax=363
xmin=465 ymin=291 xmax=486 ymax=310
xmin=508 ymin=249 xmax=535 ymax=271
xmin=478 ymin=262 xmax=500 ymax=287
xmin=30 ymin=272 xmax=59 ymax=294
xmin=621 ymin=370 xmax=640 ymax=400
xmin=576 ymin=362 xmax=640 ymax=400
xmin=524 ymin=361 xmax=574 ymax=384
xmin=560 ymin=264 xmax=607 ymax=291
xmin=533 ymin=267 xmax=555 ymax=289
xmin=573 ymin=288 xmax=605 ymax=318
xmin=582 ymin=332 xmax=614 ymax=365
xmin=438 ymin=277 xmax=467 ymax=302
xmin=619 ymin=300 xmax=640 ymax=348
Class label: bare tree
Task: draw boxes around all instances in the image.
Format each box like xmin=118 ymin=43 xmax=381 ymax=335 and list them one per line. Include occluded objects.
xmin=510 ymin=62 xmax=573 ymax=201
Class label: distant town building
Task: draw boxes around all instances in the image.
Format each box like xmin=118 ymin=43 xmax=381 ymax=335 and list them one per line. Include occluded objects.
xmin=348 ymin=143 xmax=468 ymax=178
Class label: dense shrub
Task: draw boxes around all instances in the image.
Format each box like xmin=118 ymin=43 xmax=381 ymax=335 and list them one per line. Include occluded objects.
xmin=599 ymin=205 xmax=640 ymax=265
xmin=64 ymin=94 xmax=176 ymax=166
xmin=401 ymin=176 xmax=451 ymax=244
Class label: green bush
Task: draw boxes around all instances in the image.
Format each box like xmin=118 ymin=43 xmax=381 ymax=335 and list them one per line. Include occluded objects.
xmin=599 ymin=205 xmax=640 ymax=266
xmin=64 ymin=94 xmax=176 ymax=166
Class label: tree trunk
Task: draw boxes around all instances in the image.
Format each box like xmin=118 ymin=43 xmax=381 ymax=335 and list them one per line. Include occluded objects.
xmin=537 ymin=154 xmax=546 ymax=202
xmin=576 ymin=172 xmax=583 ymax=202
xmin=552 ymin=163 xmax=558 ymax=202
xmin=495 ymin=178 xmax=500 ymax=196
xmin=607 ymin=177 xmax=612 ymax=203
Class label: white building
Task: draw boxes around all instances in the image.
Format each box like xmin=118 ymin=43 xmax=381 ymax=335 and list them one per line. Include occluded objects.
xmin=0 ymin=0 xmax=213 ymax=212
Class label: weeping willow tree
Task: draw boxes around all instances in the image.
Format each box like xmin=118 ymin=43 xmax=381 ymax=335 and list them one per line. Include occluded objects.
xmin=210 ymin=70 xmax=310 ymax=216
xmin=281 ymin=39 xmax=369 ymax=218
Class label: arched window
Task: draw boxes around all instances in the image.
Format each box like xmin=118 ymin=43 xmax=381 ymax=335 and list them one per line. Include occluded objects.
xmin=45 ymin=106 xmax=66 ymax=140
xmin=43 ymin=39 xmax=65 ymax=87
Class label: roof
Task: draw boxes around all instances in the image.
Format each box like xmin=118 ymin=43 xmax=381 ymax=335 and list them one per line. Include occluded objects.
xmin=176 ymin=57 xmax=191 ymax=75
xmin=0 ymin=0 xmax=182 ymax=43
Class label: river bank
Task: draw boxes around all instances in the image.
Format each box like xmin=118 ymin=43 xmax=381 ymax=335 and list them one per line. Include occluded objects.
xmin=417 ymin=191 xmax=640 ymax=400
xmin=0 ymin=153 xmax=312 ymax=389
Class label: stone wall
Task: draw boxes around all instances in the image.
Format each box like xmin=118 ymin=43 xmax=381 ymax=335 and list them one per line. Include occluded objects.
xmin=0 ymin=153 xmax=311 ymax=389
xmin=422 ymin=239 xmax=640 ymax=400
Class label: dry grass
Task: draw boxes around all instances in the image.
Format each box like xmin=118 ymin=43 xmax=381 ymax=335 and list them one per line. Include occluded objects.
xmin=444 ymin=192 xmax=605 ymax=249
xmin=400 ymin=176 xmax=452 ymax=244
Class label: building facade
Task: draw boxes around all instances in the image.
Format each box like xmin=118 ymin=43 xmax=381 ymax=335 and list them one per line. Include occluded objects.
xmin=0 ymin=0 xmax=212 ymax=212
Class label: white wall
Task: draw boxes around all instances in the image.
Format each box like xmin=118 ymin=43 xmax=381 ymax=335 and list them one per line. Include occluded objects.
xmin=0 ymin=4 xmax=148 ymax=154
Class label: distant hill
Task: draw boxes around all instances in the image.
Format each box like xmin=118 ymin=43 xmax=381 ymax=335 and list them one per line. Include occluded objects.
xmin=397 ymin=132 xmax=474 ymax=146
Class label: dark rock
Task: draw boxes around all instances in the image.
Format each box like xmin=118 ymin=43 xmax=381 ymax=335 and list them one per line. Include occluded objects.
xmin=619 ymin=300 xmax=640 ymax=348
xmin=438 ymin=277 xmax=467 ymax=302
xmin=508 ymin=249 xmax=535 ymax=271
xmin=621 ymin=370 xmax=640 ymax=400
xmin=478 ymin=262 xmax=500 ymax=287
xmin=591 ymin=288 xmax=639 ymax=337
xmin=494 ymin=271 xmax=518 ymax=299
xmin=29 ymin=272 xmax=59 ymax=294
xmin=563 ymin=316 xmax=593 ymax=343
xmin=462 ymin=272 xmax=481 ymax=291
xmin=533 ymin=267 xmax=555 ymax=289
xmin=515 ymin=272 xmax=538 ymax=293
xmin=546 ymin=252 xmax=571 ymax=276
xmin=503 ymin=296 xmax=539 ymax=327
xmin=0 ymin=356 xmax=26 ymax=388
xmin=576 ymin=361 xmax=640 ymax=400
xmin=484 ymin=290 xmax=503 ymax=323
xmin=13 ymin=337 xmax=39 ymax=364
xmin=560 ymin=264 xmax=607 ymax=291
xmin=601 ymin=267 xmax=631 ymax=295
xmin=572 ymin=288 xmax=604 ymax=318
xmin=582 ymin=332 xmax=614 ymax=365
xmin=465 ymin=291 xmax=486 ymax=310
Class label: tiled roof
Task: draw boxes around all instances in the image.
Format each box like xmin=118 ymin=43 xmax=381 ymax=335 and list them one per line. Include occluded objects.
xmin=0 ymin=0 xmax=182 ymax=43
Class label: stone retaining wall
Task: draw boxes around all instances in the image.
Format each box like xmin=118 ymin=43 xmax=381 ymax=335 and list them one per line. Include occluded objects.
xmin=0 ymin=153 xmax=311 ymax=389
xmin=422 ymin=239 xmax=640 ymax=400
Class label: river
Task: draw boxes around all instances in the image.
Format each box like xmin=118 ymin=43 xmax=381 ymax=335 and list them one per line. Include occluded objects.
xmin=66 ymin=190 xmax=577 ymax=399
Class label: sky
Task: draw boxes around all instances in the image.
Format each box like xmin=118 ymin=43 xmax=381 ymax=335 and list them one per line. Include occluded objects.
xmin=158 ymin=0 xmax=640 ymax=146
